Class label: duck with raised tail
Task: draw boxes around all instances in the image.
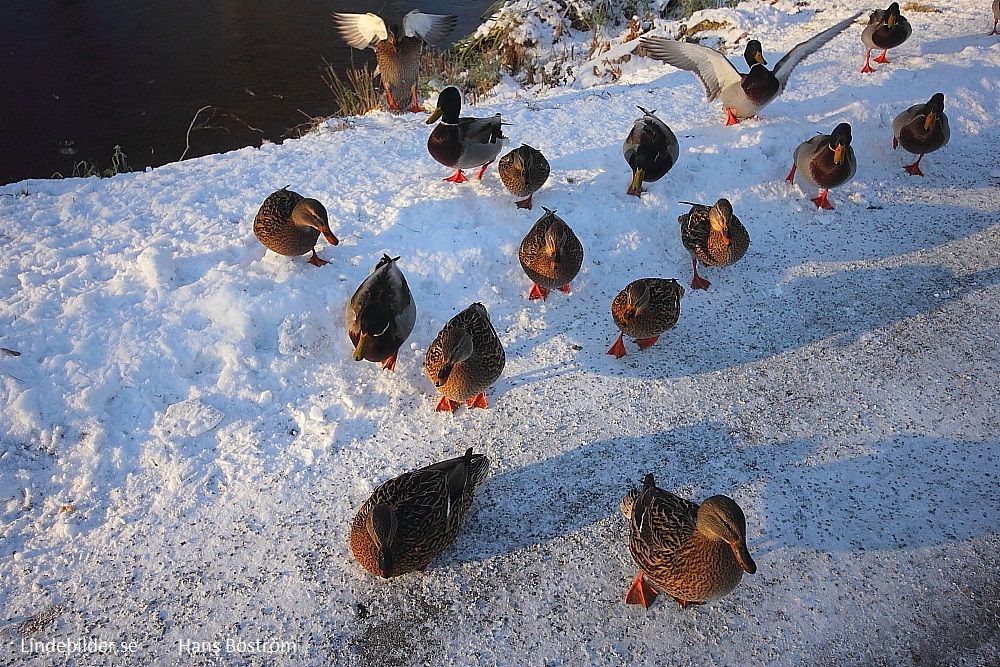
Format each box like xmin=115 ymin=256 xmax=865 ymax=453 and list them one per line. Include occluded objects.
xmin=426 ymin=87 xmax=506 ymax=183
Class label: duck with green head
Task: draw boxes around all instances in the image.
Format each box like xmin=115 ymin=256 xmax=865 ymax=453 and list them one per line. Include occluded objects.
xmin=892 ymin=93 xmax=950 ymax=176
xmin=345 ymin=254 xmax=416 ymax=371
xmin=860 ymin=3 xmax=911 ymax=73
xmin=785 ymin=122 xmax=857 ymax=210
xmin=426 ymin=86 xmax=506 ymax=183
xmin=623 ymin=106 xmax=678 ymax=197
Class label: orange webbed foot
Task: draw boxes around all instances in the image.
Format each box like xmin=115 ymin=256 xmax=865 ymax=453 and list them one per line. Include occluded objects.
xmin=903 ymin=157 xmax=925 ymax=176
xmin=624 ymin=572 xmax=659 ymax=608
xmin=724 ymin=108 xmax=741 ymax=125
xmin=380 ymin=351 xmax=398 ymax=372
xmin=872 ymin=50 xmax=890 ymax=64
xmin=527 ymin=284 xmax=549 ymax=300
xmin=308 ymin=250 xmax=330 ymax=266
xmin=558 ymin=284 xmax=571 ymax=294
xmin=607 ymin=333 xmax=627 ymax=358
xmin=691 ymin=273 xmax=711 ymax=290
xmin=465 ymin=393 xmax=488 ymax=409
xmin=434 ymin=396 xmax=460 ymax=412
xmin=810 ymin=190 xmax=835 ymax=210
xmin=443 ymin=169 xmax=467 ymax=183
xmin=635 ymin=335 xmax=659 ymax=351
xmin=474 ymin=160 xmax=494 ymax=180
xmin=784 ymin=164 xmax=796 ymax=183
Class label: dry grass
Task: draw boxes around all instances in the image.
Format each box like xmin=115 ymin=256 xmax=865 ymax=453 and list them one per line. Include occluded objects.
xmin=322 ymin=58 xmax=380 ymax=117
xmin=901 ymin=2 xmax=942 ymax=12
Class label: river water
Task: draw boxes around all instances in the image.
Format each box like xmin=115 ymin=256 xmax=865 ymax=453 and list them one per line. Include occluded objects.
xmin=1 ymin=0 xmax=494 ymax=186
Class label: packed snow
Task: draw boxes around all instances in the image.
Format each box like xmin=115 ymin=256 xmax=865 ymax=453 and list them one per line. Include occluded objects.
xmin=1 ymin=0 xmax=999 ymax=665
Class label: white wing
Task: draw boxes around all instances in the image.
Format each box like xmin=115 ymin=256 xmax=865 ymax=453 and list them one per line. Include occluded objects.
xmin=401 ymin=10 xmax=457 ymax=45
xmin=331 ymin=12 xmax=388 ymax=50
xmin=639 ymin=36 xmax=743 ymax=102
xmin=772 ymin=12 xmax=864 ymax=92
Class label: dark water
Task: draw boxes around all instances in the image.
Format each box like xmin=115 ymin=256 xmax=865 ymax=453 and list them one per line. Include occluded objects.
xmin=0 ymin=0 xmax=493 ymax=186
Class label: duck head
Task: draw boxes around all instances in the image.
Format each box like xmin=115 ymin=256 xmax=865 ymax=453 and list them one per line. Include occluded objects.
xmin=292 ymin=198 xmax=339 ymax=246
xmin=621 ymin=280 xmax=651 ymax=323
xmin=743 ymin=40 xmax=768 ymax=68
xmin=426 ymin=86 xmax=462 ymax=125
xmin=353 ymin=302 xmax=393 ymax=361
xmin=922 ymin=93 xmax=946 ymax=130
xmin=541 ymin=209 xmax=569 ymax=269
xmin=885 ymin=2 xmax=901 ymax=28
xmin=366 ymin=502 xmax=399 ymax=578
xmin=828 ymin=123 xmax=853 ymax=165
xmin=697 ymin=495 xmax=757 ymax=575
xmin=433 ymin=327 xmax=474 ymax=386
xmin=709 ymin=198 xmax=734 ymax=243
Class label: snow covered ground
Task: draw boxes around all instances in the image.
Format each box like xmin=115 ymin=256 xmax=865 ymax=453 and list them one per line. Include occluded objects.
xmin=2 ymin=0 xmax=998 ymax=664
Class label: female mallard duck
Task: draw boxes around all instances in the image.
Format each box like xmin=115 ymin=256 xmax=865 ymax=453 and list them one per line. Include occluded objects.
xmin=498 ymin=144 xmax=551 ymax=209
xmin=424 ymin=303 xmax=505 ymax=412
xmin=785 ymin=122 xmax=857 ymax=210
xmin=678 ymin=198 xmax=750 ymax=290
xmin=345 ymin=254 xmax=416 ymax=371
xmin=426 ymin=86 xmax=506 ymax=183
xmin=518 ymin=208 xmax=584 ymax=300
xmin=607 ymin=278 xmax=684 ymax=358
xmin=860 ymin=3 xmax=912 ymax=72
xmin=332 ymin=10 xmax=457 ymax=112
xmin=892 ymin=93 xmax=950 ymax=176
xmin=253 ymin=188 xmax=339 ymax=266
xmin=623 ymin=106 xmax=679 ymax=197
xmin=350 ymin=448 xmax=490 ymax=578
xmin=640 ymin=13 xmax=861 ymax=125
xmin=621 ymin=474 xmax=757 ymax=608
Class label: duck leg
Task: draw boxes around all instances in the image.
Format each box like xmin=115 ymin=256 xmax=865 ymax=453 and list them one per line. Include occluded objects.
xmin=434 ymin=396 xmax=461 ymax=412
xmin=308 ymin=250 xmax=330 ymax=266
xmin=406 ymin=86 xmax=423 ymax=113
xmin=872 ymin=49 xmax=890 ymax=64
xmin=690 ymin=257 xmax=711 ymax=290
xmin=465 ymin=393 xmax=489 ymax=409
xmin=558 ymin=284 xmax=571 ymax=293
xmin=474 ymin=160 xmax=494 ymax=180
xmin=860 ymin=50 xmax=876 ymax=73
xmin=624 ymin=572 xmax=659 ymax=608
xmin=527 ymin=284 xmax=549 ymax=300
xmin=515 ymin=194 xmax=533 ymax=209
xmin=380 ymin=351 xmax=398 ymax=372
xmin=991 ymin=20 xmax=999 ymax=35
xmin=607 ymin=332 xmax=627 ymax=358
xmin=443 ymin=169 xmax=468 ymax=183
xmin=635 ymin=335 xmax=660 ymax=351
xmin=723 ymin=108 xmax=741 ymax=126
xmin=810 ymin=189 xmax=835 ymax=210
xmin=784 ymin=163 xmax=797 ymax=183
xmin=384 ymin=91 xmax=402 ymax=112
xmin=902 ymin=154 xmax=926 ymax=176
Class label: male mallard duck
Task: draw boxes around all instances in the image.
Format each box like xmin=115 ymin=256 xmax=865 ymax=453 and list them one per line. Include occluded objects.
xmin=332 ymin=10 xmax=457 ymax=112
xmin=426 ymin=86 xmax=506 ymax=183
xmin=253 ymin=188 xmax=339 ymax=266
xmin=640 ymin=13 xmax=862 ymax=125
xmin=623 ymin=106 xmax=679 ymax=197
xmin=860 ymin=3 xmax=912 ymax=72
xmin=498 ymin=144 xmax=551 ymax=209
xmin=892 ymin=93 xmax=950 ymax=176
xmin=424 ymin=303 xmax=505 ymax=412
xmin=350 ymin=448 xmax=490 ymax=578
xmin=345 ymin=254 xmax=417 ymax=371
xmin=621 ymin=473 xmax=757 ymax=608
xmin=607 ymin=278 xmax=684 ymax=358
xmin=678 ymin=198 xmax=750 ymax=290
xmin=992 ymin=0 xmax=1000 ymax=35
xmin=518 ymin=208 xmax=584 ymax=300
xmin=785 ymin=122 xmax=857 ymax=210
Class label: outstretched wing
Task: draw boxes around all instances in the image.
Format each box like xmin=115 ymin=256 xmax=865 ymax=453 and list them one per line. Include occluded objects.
xmin=639 ymin=36 xmax=743 ymax=102
xmin=402 ymin=10 xmax=458 ymax=45
xmin=772 ymin=12 xmax=863 ymax=92
xmin=332 ymin=12 xmax=389 ymax=50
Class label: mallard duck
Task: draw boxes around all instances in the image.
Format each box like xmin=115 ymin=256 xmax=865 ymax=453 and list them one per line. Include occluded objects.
xmin=498 ymin=144 xmax=551 ymax=209
xmin=621 ymin=473 xmax=756 ymax=608
xmin=678 ymin=198 xmax=750 ymax=290
xmin=350 ymin=447 xmax=490 ymax=578
xmin=253 ymin=188 xmax=339 ymax=266
xmin=860 ymin=3 xmax=912 ymax=72
xmin=785 ymin=122 xmax=857 ymax=210
xmin=332 ymin=10 xmax=457 ymax=112
xmin=607 ymin=278 xmax=684 ymax=358
xmin=623 ymin=106 xmax=679 ymax=197
xmin=345 ymin=254 xmax=417 ymax=371
xmin=426 ymin=87 xmax=506 ymax=183
xmin=892 ymin=93 xmax=950 ymax=176
xmin=518 ymin=208 xmax=584 ymax=300
xmin=424 ymin=303 xmax=505 ymax=412
xmin=992 ymin=0 xmax=1000 ymax=35
xmin=640 ymin=13 xmax=862 ymax=125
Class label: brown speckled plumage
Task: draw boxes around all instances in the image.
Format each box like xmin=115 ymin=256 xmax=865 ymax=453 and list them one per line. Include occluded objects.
xmin=498 ymin=144 xmax=551 ymax=209
xmin=518 ymin=208 xmax=584 ymax=300
xmin=678 ymin=198 xmax=750 ymax=290
xmin=253 ymin=188 xmax=339 ymax=265
xmin=607 ymin=278 xmax=683 ymax=357
xmin=621 ymin=474 xmax=756 ymax=608
xmin=350 ymin=448 xmax=490 ymax=578
xmin=424 ymin=303 xmax=505 ymax=411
